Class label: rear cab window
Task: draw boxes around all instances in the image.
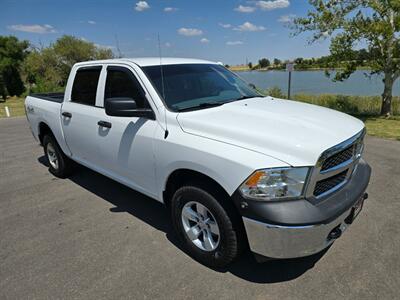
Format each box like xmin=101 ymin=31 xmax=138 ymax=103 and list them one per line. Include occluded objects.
xmin=71 ymin=66 xmax=102 ymax=106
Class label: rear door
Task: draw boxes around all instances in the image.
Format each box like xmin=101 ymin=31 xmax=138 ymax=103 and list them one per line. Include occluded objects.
xmin=61 ymin=65 xmax=105 ymax=168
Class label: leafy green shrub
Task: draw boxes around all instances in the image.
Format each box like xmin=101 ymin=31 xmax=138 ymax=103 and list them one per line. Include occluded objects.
xmin=266 ymin=86 xmax=286 ymax=98
xmin=326 ymin=95 xmax=359 ymax=114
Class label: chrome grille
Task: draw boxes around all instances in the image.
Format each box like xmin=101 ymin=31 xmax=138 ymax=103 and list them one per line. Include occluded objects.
xmin=306 ymin=129 xmax=365 ymax=199
xmin=314 ymin=170 xmax=348 ymax=197
xmin=320 ymin=145 xmax=354 ymax=171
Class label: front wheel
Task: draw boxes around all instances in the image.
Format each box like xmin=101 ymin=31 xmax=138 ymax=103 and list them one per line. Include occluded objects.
xmin=170 ymin=186 xmax=243 ymax=268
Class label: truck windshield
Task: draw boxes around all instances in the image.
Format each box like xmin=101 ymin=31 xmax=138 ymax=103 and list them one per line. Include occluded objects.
xmin=142 ymin=64 xmax=261 ymax=111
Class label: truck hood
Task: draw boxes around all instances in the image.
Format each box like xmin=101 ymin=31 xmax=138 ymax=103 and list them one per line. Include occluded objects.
xmin=176 ymin=97 xmax=364 ymax=166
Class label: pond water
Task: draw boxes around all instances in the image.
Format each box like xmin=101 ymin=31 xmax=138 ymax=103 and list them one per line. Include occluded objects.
xmin=237 ymin=70 xmax=400 ymax=96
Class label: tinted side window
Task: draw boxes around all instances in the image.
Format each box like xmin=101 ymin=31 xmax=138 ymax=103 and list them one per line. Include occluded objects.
xmin=71 ymin=67 xmax=101 ymax=106
xmin=105 ymin=67 xmax=146 ymax=108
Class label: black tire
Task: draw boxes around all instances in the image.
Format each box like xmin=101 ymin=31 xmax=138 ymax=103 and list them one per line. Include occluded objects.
xmin=43 ymin=134 xmax=73 ymax=178
xmin=170 ymin=185 xmax=244 ymax=268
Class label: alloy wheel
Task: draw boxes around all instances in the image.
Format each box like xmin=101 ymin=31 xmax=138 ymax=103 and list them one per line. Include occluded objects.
xmin=181 ymin=201 xmax=220 ymax=251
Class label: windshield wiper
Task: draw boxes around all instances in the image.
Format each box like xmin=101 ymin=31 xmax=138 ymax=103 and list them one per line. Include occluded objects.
xmin=176 ymin=102 xmax=225 ymax=112
xmin=234 ymin=95 xmax=259 ymax=101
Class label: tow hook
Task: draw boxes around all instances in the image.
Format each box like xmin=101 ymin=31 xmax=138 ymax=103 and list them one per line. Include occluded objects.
xmin=327 ymin=226 xmax=342 ymax=241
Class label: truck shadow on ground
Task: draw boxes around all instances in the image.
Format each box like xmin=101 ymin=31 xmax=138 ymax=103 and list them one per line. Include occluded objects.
xmin=39 ymin=156 xmax=328 ymax=284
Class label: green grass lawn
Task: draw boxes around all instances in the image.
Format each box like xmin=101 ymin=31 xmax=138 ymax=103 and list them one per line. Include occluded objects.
xmin=0 ymin=97 xmax=26 ymax=118
xmin=1 ymin=95 xmax=399 ymax=141
xmin=362 ymin=116 xmax=400 ymax=141
xmin=290 ymin=94 xmax=400 ymax=140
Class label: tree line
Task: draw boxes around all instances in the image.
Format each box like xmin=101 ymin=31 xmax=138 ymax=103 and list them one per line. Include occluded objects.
xmin=0 ymin=35 xmax=113 ymax=101
xmin=246 ymin=50 xmax=380 ymax=71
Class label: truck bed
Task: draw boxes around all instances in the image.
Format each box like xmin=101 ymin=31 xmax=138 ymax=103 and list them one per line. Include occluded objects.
xmin=25 ymin=93 xmax=71 ymax=156
xmin=30 ymin=93 xmax=64 ymax=103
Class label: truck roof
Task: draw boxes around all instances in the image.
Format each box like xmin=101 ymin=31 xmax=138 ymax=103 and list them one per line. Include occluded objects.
xmin=74 ymin=57 xmax=218 ymax=67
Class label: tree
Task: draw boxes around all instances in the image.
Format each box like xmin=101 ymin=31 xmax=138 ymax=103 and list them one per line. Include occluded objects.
xmin=294 ymin=57 xmax=304 ymax=64
xmin=248 ymin=62 xmax=253 ymax=69
xmin=52 ymin=35 xmax=113 ymax=84
xmin=258 ymin=58 xmax=270 ymax=68
xmin=294 ymin=0 xmax=400 ymax=116
xmin=273 ymin=58 xmax=282 ymax=66
xmin=0 ymin=36 xmax=29 ymax=100
xmin=24 ymin=35 xmax=114 ymax=92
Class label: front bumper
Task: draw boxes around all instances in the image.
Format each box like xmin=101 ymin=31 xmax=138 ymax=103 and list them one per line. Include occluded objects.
xmin=236 ymin=160 xmax=371 ymax=259
xmin=243 ymin=204 xmax=356 ymax=259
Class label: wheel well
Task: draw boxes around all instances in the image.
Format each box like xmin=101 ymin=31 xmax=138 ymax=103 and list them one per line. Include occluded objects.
xmin=163 ymin=169 xmax=230 ymax=208
xmin=38 ymin=122 xmax=53 ymax=145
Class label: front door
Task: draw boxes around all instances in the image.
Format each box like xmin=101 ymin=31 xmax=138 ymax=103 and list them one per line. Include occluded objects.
xmin=97 ymin=65 xmax=159 ymax=197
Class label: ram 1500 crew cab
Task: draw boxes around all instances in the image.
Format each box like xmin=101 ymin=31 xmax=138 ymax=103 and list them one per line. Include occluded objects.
xmin=25 ymin=58 xmax=371 ymax=267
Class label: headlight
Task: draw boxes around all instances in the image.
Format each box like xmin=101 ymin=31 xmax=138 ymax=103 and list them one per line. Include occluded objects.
xmin=239 ymin=167 xmax=310 ymax=201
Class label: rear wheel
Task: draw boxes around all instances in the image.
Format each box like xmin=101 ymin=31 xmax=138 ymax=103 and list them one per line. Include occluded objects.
xmin=43 ymin=135 xmax=73 ymax=178
xmin=170 ymin=185 xmax=243 ymax=268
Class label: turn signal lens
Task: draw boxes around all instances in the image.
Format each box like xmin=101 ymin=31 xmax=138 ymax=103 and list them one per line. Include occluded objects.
xmin=245 ymin=171 xmax=265 ymax=187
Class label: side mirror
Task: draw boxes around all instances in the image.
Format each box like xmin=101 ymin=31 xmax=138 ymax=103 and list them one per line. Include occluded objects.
xmin=104 ymin=97 xmax=155 ymax=119
xmin=249 ymin=83 xmax=256 ymax=90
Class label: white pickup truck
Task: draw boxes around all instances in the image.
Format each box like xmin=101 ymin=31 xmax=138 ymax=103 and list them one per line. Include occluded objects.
xmin=25 ymin=58 xmax=371 ymax=267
